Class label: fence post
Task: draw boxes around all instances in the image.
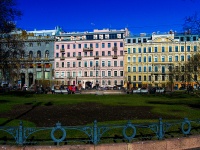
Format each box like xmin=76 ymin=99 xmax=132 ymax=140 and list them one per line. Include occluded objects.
xmin=93 ymin=120 xmax=98 ymax=145
xmin=158 ymin=118 xmax=164 ymax=140
xmin=18 ymin=121 xmax=24 ymax=145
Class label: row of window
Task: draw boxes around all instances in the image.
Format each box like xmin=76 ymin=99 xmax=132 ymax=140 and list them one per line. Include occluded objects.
xmin=127 ymin=45 xmax=197 ymax=53
xmin=55 ymin=71 xmax=124 ymax=78
xmin=127 ymin=55 xmax=191 ymax=63
xmin=57 ymin=50 xmax=122 ymax=58
xmin=56 ymin=60 xmax=124 ymax=68
xmin=128 ymin=66 xmax=165 ymax=73
xmin=56 ymin=42 xmax=124 ymax=50
xmin=126 ymin=36 xmax=198 ymax=44
xmin=60 ymin=79 xmax=124 ymax=86
xmin=28 ymin=50 xmax=49 ymax=58
xmin=28 ymin=42 xmax=50 ymax=47
xmin=128 ymin=74 xmax=198 ymax=82
xmin=2 ymin=42 xmax=50 ymax=48
xmin=128 ymin=65 xmax=197 ymax=73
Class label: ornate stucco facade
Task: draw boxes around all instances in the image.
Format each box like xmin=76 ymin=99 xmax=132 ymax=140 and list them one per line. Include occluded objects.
xmin=0 ymin=27 xmax=62 ymax=88
xmin=54 ymin=28 xmax=129 ymax=89
xmin=20 ymin=27 xmax=63 ymax=88
xmin=124 ymin=32 xmax=200 ymax=90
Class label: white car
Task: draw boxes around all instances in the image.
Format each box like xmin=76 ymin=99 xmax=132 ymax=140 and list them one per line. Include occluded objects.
xmin=133 ymin=88 xmax=148 ymax=93
xmin=133 ymin=88 xmax=141 ymax=93
xmin=140 ymin=88 xmax=148 ymax=93
xmin=156 ymin=87 xmax=165 ymax=93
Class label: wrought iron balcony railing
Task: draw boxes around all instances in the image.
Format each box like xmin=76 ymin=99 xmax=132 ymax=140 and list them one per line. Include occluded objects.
xmin=112 ymin=55 xmax=118 ymax=59
xmin=76 ymin=56 xmax=82 ymax=60
xmin=60 ymin=57 xmax=65 ymax=60
xmin=83 ymin=47 xmax=93 ymax=51
xmin=60 ymin=48 xmax=65 ymax=52
xmin=112 ymin=46 xmax=118 ymax=51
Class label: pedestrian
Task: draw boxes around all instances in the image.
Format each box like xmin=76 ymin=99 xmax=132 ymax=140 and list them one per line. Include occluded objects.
xmin=51 ymin=86 xmax=55 ymax=94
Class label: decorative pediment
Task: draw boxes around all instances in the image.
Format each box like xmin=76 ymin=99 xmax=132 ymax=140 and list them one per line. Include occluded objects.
xmin=152 ymin=37 xmax=174 ymax=43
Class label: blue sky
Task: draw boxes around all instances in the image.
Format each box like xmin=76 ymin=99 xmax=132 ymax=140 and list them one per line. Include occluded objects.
xmin=16 ymin=0 xmax=200 ymax=34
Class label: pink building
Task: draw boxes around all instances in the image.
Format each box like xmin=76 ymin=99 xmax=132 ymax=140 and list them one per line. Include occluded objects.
xmin=54 ymin=28 xmax=129 ymax=89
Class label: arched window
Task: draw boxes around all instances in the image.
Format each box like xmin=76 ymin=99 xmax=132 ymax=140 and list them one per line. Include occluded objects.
xmin=114 ymin=80 xmax=117 ymax=85
xmin=37 ymin=50 xmax=41 ymax=58
xmin=21 ymin=51 xmax=25 ymax=58
xmin=45 ymin=50 xmax=49 ymax=58
xmin=120 ymin=80 xmax=123 ymax=85
xmin=13 ymin=51 xmax=17 ymax=58
xmin=148 ymin=56 xmax=151 ymax=62
xmin=108 ymin=80 xmax=111 ymax=85
xmin=102 ymin=80 xmax=105 ymax=85
xmin=175 ymin=55 xmax=179 ymax=61
xmin=161 ymin=56 xmax=165 ymax=62
xmin=154 ymin=56 xmax=158 ymax=62
xmin=29 ymin=51 xmax=33 ymax=58
xmin=168 ymin=56 xmax=172 ymax=62
xmin=181 ymin=55 xmax=184 ymax=61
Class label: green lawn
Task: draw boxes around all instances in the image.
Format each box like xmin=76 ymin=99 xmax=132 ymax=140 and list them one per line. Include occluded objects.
xmin=0 ymin=92 xmax=200 ymax=145
xmin=0 ymin=92 xmax=200 ymax=124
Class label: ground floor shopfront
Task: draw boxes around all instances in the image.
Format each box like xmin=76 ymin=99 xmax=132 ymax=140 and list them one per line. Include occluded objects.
xmin=53 ymin=76 xmax=124 ymax=89
xmin=18 ymin=63 xmax=53 ymax=89
xmin=124 ymin=80 xmax=199 ymax=91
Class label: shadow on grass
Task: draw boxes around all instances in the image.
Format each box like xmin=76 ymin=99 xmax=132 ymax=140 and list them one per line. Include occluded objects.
xmin=0 ymin=100 xmax=10 ymax=104
xmin=0 ymin=102 xmax=43 ymax=126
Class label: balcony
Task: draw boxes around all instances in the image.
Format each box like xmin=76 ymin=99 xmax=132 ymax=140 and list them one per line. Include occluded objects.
xmin=76 ymin=56 xmax=82 ymax=60
xmin=112 ymin=46 xmax=118 ymax=51
xmin=60 ymin=57 xmax=65 ymax=60
xmin=60 ymin=48 xmax=65 ymax=52
xmin=44 ymin=57 xmax=49 ymax=61
xmin=36 ymin=57 xmax=41 ymax=61
xmin=83 ymin=47 xmax=93 ymax=51
xmin=94 ymin=55 xmax=99 ymax=59
xmin=112 ymin=55 xmax=118 ymax=59
xmin=27 ymin=58 xmax=34 ymax=62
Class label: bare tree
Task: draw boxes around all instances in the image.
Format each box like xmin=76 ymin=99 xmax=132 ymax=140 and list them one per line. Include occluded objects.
xmin=170 ymin=53 xmax=200 ymax=94
xmin=0 ymin=31 xmax=26 ymax=85
xmin=0 ymin=0 xmax=22 ymax=85
xmin=0 ymin=0 xmax=22 ymax=33
xmin=183 ymin=12 xmax=200 ymax=34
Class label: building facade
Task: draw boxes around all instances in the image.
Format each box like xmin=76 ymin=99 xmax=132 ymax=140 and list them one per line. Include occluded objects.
xmin=124 ymin=31 xmax=200 ymax=90
xmin=19 ymin=27 xmax=63 ymax=88
xmin=54 ymin=28 xmax=129 ymax=89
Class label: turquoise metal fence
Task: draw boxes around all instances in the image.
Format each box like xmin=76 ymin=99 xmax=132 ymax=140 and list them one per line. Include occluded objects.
xmin=0 ymin=118 xmax=199 ymax=145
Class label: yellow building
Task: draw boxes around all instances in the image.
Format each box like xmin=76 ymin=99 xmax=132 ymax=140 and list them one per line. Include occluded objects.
xmin=124 ymin=32 xmax=200 ymax=90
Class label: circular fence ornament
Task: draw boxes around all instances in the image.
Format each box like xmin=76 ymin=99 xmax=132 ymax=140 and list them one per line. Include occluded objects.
xmin=51 ymin=122 xmax=66 ymax=143
xmin=181 ymin=119 xmax=191 ymax=135
xmin=123 ymin=123 xmax=136 ymax=141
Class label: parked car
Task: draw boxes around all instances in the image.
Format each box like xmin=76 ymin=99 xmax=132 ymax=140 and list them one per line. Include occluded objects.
xmin=156 ymin=87 xmax=165 ymax=93
xmin=132 ymin=88 xmax=141 ymax=93
xmin=140 ymin=87 xmax=148 ymax=93
xmin=133 ymin=87 xmax=148 ymax=94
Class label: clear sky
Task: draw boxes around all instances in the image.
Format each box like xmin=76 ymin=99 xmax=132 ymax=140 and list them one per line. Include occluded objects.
xmin=16 ymin=0 xmax=200 ymax=34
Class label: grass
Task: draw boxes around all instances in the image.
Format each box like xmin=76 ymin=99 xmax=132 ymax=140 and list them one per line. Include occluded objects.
xmin=0 ymin=92 xmax=200 ymax=118
xmin=0 ymin=92 xmax=200 ymax=145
